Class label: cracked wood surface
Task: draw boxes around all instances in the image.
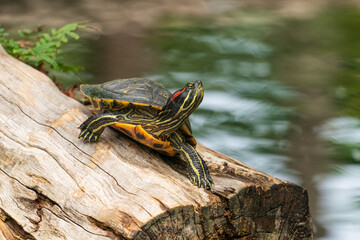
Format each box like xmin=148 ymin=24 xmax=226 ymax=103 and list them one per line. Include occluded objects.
xmin=0 ymin=45 xmax=313 ymax=239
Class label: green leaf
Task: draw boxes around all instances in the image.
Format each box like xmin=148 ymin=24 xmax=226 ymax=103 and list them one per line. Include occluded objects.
xmin=18 ymin=29 xmax=32 ymax=37
xmin=41 ymin=55 xmax=59 ymax=70
xmin=1 ymin=22 xmax=94 ymax=89
xmin=67 ymin=32 xmax=79 ymax=40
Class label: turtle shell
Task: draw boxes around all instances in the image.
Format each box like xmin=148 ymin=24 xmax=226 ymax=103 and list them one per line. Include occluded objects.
xmin=80 ymin=78 xmax=197 ymax=154
xmin=80 ymin=78 xmax=170 ymax=112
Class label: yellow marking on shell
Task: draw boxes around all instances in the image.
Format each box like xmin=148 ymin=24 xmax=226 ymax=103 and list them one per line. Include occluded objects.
xmin=123 ymin=87 xmax=136 ymax=93
xmin=134 ymin=102 xmax=151 ymax=108
xmin=131 ymin=102 xmax=162 ymax=110
xmin=92 ymin=98 xmax=102 ymax=111
xmin=102 ymin=81 xmax=114 ymax=87
xmin=111 ymin=123 xmax=175 ymax=156
xmin=100 ymin=99 xmax=129 ymax=111
xmin=113 ymin=100 xmax=129 ymax=109
xmin=91 ymin=97 xmax=165 ymax=112
xmin=149 ymin=105 xmax=162 ymax=110
xmin=88 ymin=98 xmax=130 ymax=113
xmin=80 ymin=84 xmax=162 ymax=111
xmin=103 ymin=99 xmax=113 ymax=105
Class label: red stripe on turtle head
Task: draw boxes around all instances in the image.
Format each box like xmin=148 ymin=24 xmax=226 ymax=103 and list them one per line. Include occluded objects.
xmin=168 ymin=88 xmax=186 ymax=104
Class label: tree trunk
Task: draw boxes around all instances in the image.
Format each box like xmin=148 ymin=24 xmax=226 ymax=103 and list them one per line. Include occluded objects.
xmin=0 ymin=45 xmax=313 ymax=240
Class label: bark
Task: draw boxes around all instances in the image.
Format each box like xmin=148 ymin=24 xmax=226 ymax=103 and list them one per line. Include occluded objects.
xmin=0 ymin=45 xmax=313 ymax=240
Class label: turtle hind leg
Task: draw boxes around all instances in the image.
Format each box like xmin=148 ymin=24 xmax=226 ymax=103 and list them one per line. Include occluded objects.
xmin=79 ymin=112 xmax=120 ymax=142
xmin=179 ymin=143 xmax=213 ymax=190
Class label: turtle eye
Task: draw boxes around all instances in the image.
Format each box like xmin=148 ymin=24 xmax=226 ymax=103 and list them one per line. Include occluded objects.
xmin=187 ymin=82 xmax=195 ymax=89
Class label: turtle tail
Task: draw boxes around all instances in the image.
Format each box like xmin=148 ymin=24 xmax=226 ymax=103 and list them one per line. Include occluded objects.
xmin=179 ymin=143 xmax=213 ymax=190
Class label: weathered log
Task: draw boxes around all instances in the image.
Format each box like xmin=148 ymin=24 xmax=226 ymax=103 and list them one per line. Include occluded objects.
xmin=0 ymin=45 xmax=313 ymax=240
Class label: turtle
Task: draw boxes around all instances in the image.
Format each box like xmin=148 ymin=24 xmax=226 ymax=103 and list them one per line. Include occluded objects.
xmin=78 ymin=78 xmax=213 ymax=190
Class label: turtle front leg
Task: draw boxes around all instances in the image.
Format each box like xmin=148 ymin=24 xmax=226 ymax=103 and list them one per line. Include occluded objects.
xmin=79 ymin=112 xmax=120 ymax=142
xmin=179 ymin=143 xmax=213 ymax=190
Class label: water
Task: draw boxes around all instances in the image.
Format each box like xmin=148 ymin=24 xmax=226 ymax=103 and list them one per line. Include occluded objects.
xmin=1 ymin=1 xmax=360 ymax=239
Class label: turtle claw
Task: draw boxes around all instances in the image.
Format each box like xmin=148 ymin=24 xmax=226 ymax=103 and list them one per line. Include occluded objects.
xmin=78 ymin=128 xmax=101 ymax=143
xmin=190 ymin=174 xmax=200 ymax=188
xmin=78 ymin=115 xmax=107 ymax=143
xmin=199 ymin=178 xmax=213 ymax=190
xmin=189 ymin=172 xmax=213 ymax=190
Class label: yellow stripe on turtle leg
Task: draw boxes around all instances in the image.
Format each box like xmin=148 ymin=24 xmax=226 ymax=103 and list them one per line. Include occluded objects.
xmin=192 ymin=146 xmax=213 ymax=186
xmin=79 ymin=113 xmax=122 ymax=142
xmin=179 ymin=146 xmax=202 ymax=187
xmin=91 ymin=115 xmax=119 ymax=133
xmin=180 ymin=144 xmax=213 ymax=189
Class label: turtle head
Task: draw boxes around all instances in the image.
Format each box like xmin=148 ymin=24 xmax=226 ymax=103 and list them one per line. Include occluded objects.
xmin=163 ymin=80 xmax=204 ymax=120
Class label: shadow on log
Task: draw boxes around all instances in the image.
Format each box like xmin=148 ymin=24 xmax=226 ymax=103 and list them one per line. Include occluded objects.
xmin=0 ymin=45 xmax=313 ymax=239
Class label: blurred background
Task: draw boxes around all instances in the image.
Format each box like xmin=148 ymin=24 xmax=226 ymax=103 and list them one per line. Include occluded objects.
xmin=1 ymin=0 xmax=360 ymax=239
